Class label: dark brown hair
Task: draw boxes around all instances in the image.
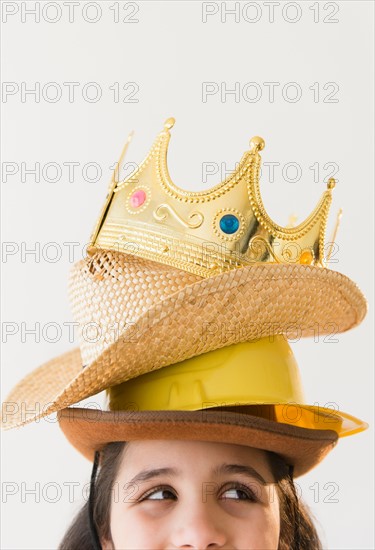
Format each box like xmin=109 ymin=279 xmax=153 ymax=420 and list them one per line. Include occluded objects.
xmin=58 ymin=442 xmax=322 ymax=550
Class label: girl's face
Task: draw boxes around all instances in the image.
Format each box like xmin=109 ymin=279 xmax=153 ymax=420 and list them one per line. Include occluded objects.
xmin=102 ymin=439 xmax=280 ymax=550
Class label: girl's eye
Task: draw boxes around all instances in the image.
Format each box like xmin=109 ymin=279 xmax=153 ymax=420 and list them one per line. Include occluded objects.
xmin=221 ymin=483 xmax=258 ymax=502
xmin=140 ymin=486 xmax=177 ymax=501
xmin=139 ymin=482 xmax=258 ymax=503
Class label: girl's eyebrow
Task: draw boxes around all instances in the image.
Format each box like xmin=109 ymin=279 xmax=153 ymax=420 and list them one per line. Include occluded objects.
xmin=127 ymin=463 xmax=266 ymax=487
xmin=128 ymin=467 xmax=179 ymax=487
xmin=213 ymin=463 xmax=266 ymax=485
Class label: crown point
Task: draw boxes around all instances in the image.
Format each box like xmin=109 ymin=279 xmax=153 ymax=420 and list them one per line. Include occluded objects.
xmin=250 ymin=136 xmax=265 ymax=152
xmin=164 ymin=117 xmax=176 ymax=130
xmin=327 ymin=178 xmax=336 ymax=190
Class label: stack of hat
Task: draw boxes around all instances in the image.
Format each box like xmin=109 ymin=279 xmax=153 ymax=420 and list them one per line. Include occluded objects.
xmin=1 ymin=117 xmax=368 ymax=478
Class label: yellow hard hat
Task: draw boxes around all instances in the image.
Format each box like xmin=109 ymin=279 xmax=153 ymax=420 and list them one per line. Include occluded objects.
xmin=107 ymin=335 xmax=366 ymax=438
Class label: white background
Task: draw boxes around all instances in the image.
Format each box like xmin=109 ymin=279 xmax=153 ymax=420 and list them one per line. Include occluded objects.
xmin=1 ymin=1 xmax=374 ymax=548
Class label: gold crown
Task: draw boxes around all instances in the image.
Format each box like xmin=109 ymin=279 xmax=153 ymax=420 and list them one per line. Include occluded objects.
xmin=87 ymin=117 xmax=336 ymax=278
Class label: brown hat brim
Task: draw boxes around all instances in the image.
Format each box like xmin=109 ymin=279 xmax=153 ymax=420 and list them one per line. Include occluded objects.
xmin=57 ymin=407 xmax=338 ymax=478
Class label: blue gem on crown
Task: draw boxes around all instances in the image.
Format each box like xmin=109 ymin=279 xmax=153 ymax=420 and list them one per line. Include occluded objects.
xmin=219 ymin=214 xmax=240 ymax=234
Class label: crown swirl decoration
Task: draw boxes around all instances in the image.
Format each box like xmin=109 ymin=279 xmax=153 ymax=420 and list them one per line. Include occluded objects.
xmin=88 ymin=118 xmax=335 ymax=278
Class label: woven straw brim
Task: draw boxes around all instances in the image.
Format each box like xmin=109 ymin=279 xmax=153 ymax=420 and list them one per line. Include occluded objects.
xmin=1 ymin=260 xmax=367 ymax=430
xmin=68 ymin=251 xmax=367 ymax=367
xmin=57 ymin=408 xmax=338 ymax=478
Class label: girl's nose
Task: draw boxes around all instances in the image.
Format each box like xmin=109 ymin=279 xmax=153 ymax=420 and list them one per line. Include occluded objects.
xmin=170 ymin=499 xmax=228 ymax=549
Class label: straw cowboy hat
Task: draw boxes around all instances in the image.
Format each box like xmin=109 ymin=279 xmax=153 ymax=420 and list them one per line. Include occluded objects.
xmin=1 ymin=119 xmax=367 ymax=441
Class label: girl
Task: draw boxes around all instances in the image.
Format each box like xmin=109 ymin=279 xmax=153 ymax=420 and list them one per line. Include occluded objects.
xmin=55 ymin=336 xmax=367 ymax=550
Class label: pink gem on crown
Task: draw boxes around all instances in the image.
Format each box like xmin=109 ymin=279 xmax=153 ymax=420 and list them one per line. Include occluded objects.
xmin=130 ymin=189 xmax=146 ymax=208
